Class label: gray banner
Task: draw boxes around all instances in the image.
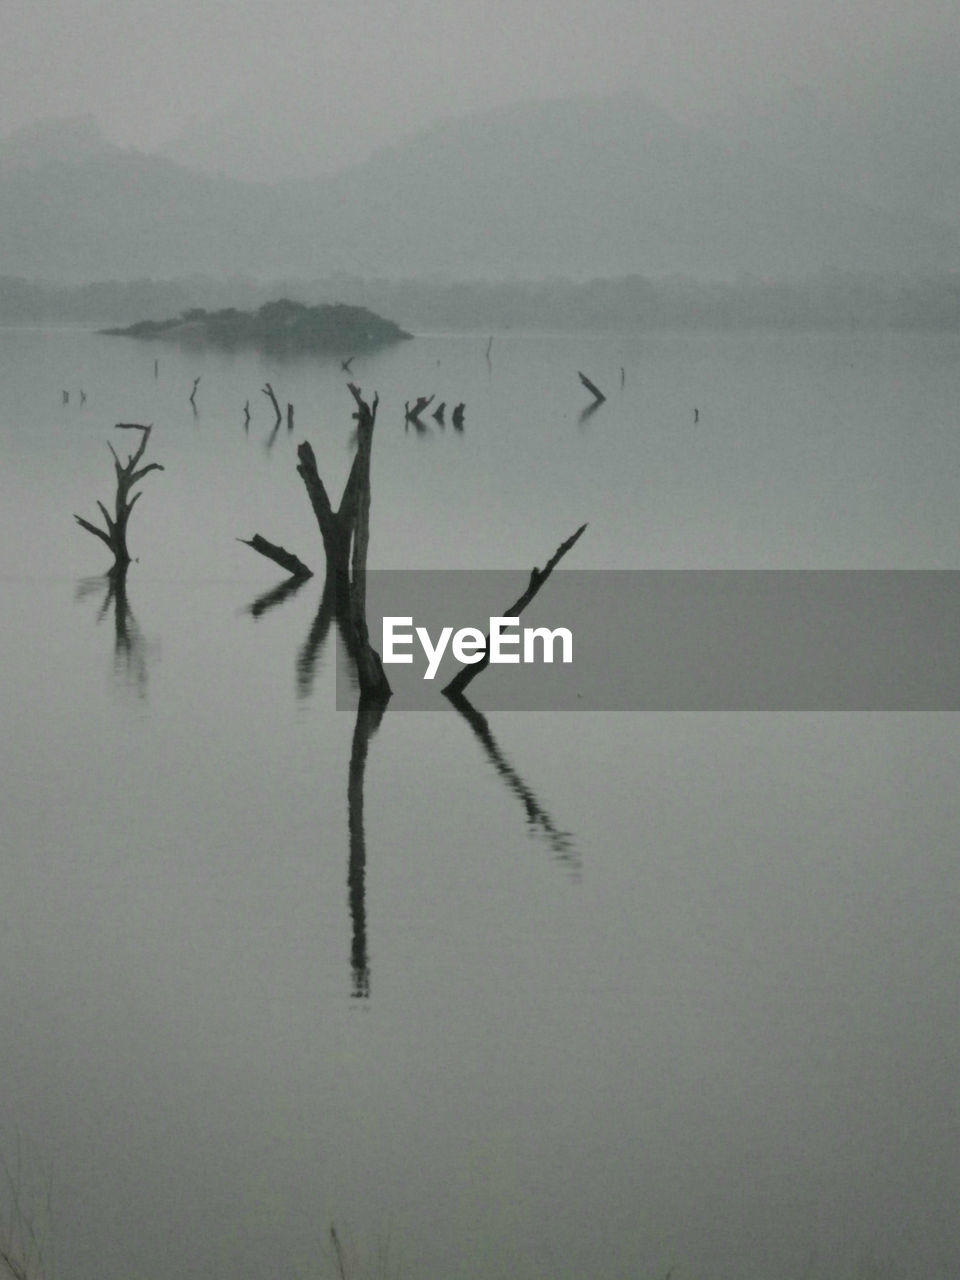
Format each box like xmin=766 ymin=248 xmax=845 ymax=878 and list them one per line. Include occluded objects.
xmin=335 ymin=571 xmax=960 ymax=710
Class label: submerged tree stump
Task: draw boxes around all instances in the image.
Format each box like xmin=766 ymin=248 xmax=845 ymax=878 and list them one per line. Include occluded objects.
xmin=243 ymin=384 xmax=390 ymax=699
xmin=578 ymin=371 xmax=606 ymax=404
xmin=262 ymin=382 xmax=282 ymax=426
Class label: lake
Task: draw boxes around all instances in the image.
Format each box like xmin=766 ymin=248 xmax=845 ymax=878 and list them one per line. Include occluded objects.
xmin=1 ymin=324 xmax=959 ymax=1280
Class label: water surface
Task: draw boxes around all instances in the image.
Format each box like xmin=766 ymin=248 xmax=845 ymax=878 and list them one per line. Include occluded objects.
xmin=1 ymin=326 xmax=958 ymax=1280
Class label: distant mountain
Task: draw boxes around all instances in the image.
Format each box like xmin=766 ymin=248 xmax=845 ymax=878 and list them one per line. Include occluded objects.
xmin=2 ymin=97 xmax=960 ymax=283
xmin=0 ymin=115 xmax=112 ymax=170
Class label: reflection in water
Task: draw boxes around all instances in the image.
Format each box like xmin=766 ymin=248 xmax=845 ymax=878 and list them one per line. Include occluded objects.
xmin=294 ymin=571 xmax=338 ymax=698
xmin=347 ymin=694 xmax=387 ymax=998
xmin=244 ymin=568 xmax=582 ymax=995
xmin=75 ymin=567 xmax=149 ymax=696
xmin=244 ymin=573 xmax=309 ymax=620
xmin=246 ymin=569 xmax=383 ymax=997
xmin=447 ymin=691 xmax=580 ymax=876
xmin=264 ymin=420 xmax=281 ymax=453
xmin=578 ymin=399 xmax=603 ymax=426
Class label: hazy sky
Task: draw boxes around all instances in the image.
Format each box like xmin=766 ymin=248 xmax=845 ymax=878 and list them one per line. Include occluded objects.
xmin=2 ymin=0 xmax=958 ymax=172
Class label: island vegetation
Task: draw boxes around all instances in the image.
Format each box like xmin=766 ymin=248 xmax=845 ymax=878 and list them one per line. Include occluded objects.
xmin=101 ymin=297 xmax=411 ymax=354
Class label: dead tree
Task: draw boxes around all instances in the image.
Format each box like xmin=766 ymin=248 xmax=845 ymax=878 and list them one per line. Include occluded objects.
xmin=242 ymin=384 xmax=390 ymax=699
xmin=341 ymin=356 xmax=355 ymax=373
xmin=287 ymin=402 xmax=294 ymax=431
xmin=74 ymin=423 xmax=163 ymax=576
xmin=578 ymin=371 xmax=606 ymax=404
xmin=432 ymin=401 xmax=446 ymax=425
xmin=451 ymin=402 xmax=465 ymax=430
xmin=404 ymin=395 xmax=434 ymax=425
xmin=189 ymin=376 xmax=201 ymax=409
xmin=442 ymin=522 xmax=588 ymax=698
xmin=243 ymin=400 xmax=251 ymax=430
xmin=262 ymin=382 xmax=282 ymax=426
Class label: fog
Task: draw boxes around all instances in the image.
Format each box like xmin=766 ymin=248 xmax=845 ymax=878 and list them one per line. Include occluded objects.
xmin=2 ymin=8 xmax=960 ymax=1280
xmin=3 ymin=0 xmax=960 ymax=196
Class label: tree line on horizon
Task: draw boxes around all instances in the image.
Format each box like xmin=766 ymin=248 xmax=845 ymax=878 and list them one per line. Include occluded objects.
xmin=2 ymin=270 xmax=960 ymax=331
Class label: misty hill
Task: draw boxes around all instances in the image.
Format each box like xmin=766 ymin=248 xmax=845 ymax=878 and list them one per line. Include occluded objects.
xmin=2 ymin=97 xmax=960 ymax=282
xmin=103 ymin=298 xmax=411 ymax=354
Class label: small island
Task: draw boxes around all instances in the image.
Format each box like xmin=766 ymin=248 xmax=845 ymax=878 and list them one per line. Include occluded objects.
xmin=102 ymin=297 xmax=412 ymax=354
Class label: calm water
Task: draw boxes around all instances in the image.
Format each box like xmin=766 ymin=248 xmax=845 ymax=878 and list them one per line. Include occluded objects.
xmin=1 ymin=325 xmax=959 ymax=1280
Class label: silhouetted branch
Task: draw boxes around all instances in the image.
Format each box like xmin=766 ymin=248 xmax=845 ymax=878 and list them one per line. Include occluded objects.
xmin=295 ymin=441 xmax=342 ymax=550
xmin=74 ymin=423 xmax=163 ymax=573
xmin=284 ymin=386 xmax=390 ymax=697
xmin=404 ymin=394 xmax=434 ymax=424
xmin=238 ymin=534 xmax=312 ymax=579
xmin=442 ymin=522 xmax=588 ymax=697
xmin=262 ymin=382 xmax=282 ymax=425
xmin=578 ymin=371 xmax=606 ymax=404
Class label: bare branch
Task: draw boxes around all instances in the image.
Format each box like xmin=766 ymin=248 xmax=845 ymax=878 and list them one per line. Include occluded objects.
xmin=125 ymin=423 xmax=152 ymax=470
xmin=442 ymin=523 xmax=588 ymax=697
xmin=95 ymin=500 xmax=115 ymax=535
xmin=74 ymin=514 xmax=114 ymax=548
xmin=238 ymin=534 xmax=313 ymax=579
xmin=129 ymin=462 xmax=164 ymax=485
xmin=578 ymin=371 xmax=606 ymax=404
xmin=262 ymin=383 xmax=282 ymax=425
xmin=295 ymin=441 xmax=335 ymax=528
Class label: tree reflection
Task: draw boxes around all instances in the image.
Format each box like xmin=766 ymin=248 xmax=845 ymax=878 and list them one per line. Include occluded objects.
xmin=347 ymin=693 xmax=387 ymax=998
xmin=241 ymin=382 xmax=581 ymax=998
xmin=245 ymin=573 xmax=310 ymax=619
xmin=446 ymin=690 xmax=580 ymax=876
xmin=75 ymin=565 xmax=150 ymax=696
xmin=248 ymin=566 xmax=388 ymax=997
